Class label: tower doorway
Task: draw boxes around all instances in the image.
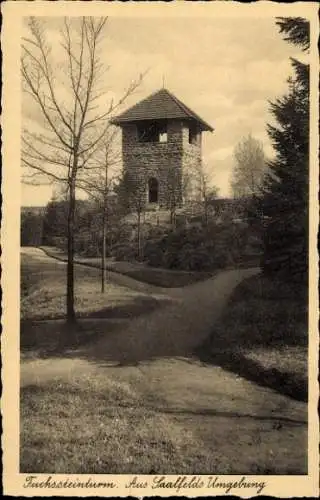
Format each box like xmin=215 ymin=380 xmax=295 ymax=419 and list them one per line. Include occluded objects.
xmin=148 ymin=177 xmax=159 ymax=203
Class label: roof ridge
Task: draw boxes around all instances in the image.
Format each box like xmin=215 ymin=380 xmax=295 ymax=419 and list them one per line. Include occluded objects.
xmin=162 ymin=89 xmax=196 ymax=120
xmin=165 ymin=89 xmax=214 ymax=131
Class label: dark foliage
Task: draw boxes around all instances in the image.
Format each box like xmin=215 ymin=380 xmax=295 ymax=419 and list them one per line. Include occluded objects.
xmin=21 ymin=210 xmax=44 ymax=246
xmin=39 ymin=196 xmax=124 ymax=258
xmin=261 ymin=17 xmax=309 ymax=283
xmin=276 ymin=16 xmax=310 ymax=52
xmin=112 ymin=221 xmax=260 ymax=272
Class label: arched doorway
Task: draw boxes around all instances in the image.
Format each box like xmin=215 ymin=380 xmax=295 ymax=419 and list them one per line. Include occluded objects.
xmin=148 ymin=177 xmax=159 ymax=203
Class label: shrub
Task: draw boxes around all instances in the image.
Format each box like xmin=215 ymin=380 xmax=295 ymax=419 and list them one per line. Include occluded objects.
xmin=140 ymin=221 xmax=258 ymax=272
xmin=50 ymin=236 xmax=67 ymax=251
xmin=177 ymin=243 xmax=212 ymax=271
xmin=111 ymin=241 xmax=138 ymax=261
xmin=143 ymin=239 xmax=166 ymax=267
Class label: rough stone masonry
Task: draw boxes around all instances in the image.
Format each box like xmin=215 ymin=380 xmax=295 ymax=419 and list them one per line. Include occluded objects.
xmin=111 ymin=88 xmax=214 ymax=211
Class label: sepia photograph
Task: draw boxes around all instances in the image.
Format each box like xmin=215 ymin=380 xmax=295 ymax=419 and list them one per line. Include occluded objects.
xmin=2 ymin=1 xmax=319 ymax=497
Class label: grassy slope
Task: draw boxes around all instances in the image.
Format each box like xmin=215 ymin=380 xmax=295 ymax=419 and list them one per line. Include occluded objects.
xmin=21 ymin=252 xmax=172 ymax=354
xmin=21 ymin=376 xmax=215 ymax=474
xmin=20 ymin=366 xmax=307 ymax=475
xmin=198 ymin=274 xmax=308 ymax=401
xmin=21 ymin=253 xmax=168 ymax=322
xmin=39 ymin=246 xmax=213 ymax=288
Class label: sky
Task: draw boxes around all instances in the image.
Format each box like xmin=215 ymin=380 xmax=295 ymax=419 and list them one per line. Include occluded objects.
xmin=21 ymin=15 xmax=305 ymax=206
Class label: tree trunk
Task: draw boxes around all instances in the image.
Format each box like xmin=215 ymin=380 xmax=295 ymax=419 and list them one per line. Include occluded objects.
xmin=204 ymin=197 xmax=208 ymax=228
xmin=67 ymin=178 xmax=76 ymax=324
xmin=170 ymin=205 xmax=176 ymax=228
xmin=137 ymin=210 xmax=141 ymax=260
xmin=101 ymin=204 xmax=107 ymax=293
xmin=101 ymin=158 xmax=108 ymax=293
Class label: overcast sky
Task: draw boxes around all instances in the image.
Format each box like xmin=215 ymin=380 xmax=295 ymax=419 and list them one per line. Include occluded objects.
xmin=22 ymin=15 xmax=304 ymax=206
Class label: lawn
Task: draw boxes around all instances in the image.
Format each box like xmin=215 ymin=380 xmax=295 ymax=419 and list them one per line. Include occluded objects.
xmin=21 ymin=250 xmax=172 ymax=354
xmin=198 ymin=273 xmax=308 ymax=401
xmin=20 ymin=374 xmax=217 ymax=474
xmin=21 ymin=252 xmax=169 ymax=322
xmin=39 ymin=246 xmax=214 ymax=288
xmin=20 ymin=363 xmax=306 ymax=475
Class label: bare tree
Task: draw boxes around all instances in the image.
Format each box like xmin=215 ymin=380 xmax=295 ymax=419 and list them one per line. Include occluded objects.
xmin=118 ymin=170 xmax=147 ymax=260
xmin=184 ymin=161 xmax=219 ymax=226
xmin=77 ymin=127 xmax=120 ymax=293
xmin=100 ymin=141 xmax=116 ymax=293
xmin=231 ymin=134 xmax=267 ymax=199
xmin=166 ymin=166 xmax=182 ymax=227
xmin=193 ymin=161 xmax=217 ymax=226
xmin=21 ymin=17 xmax=143 ymax=323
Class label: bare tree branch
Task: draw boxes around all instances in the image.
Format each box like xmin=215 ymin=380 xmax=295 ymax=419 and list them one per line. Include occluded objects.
xmin=22 ymin=158 xmax=66 ymax=183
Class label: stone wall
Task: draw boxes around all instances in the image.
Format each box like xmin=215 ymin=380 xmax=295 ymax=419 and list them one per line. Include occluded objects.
xmin=181 ymin=123 xmax=203 ymax=202
xmin=122 ymin=119 xmax=202 ymax=209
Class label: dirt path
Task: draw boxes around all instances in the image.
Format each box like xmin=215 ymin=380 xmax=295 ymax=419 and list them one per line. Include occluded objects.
xmin=83 ymin=266 xmax=261 ymax=363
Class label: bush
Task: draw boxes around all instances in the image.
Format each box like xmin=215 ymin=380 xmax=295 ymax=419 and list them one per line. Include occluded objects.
xmin=177 ymin=243 xmax=213 ymax=271
xmin=140 ymin=222 xmax=253 ymax=272
xmin=50 ymin=236 xmax=67 ymax=251
xmin=143 ymin=239 xmax=166 ymax=267
xmin=21 ymin=212 xmax=44 ymax=246
xmin=111 ymin=241 xmax=138 ymax=261
xmin=69 ymin=218 xmax=260 ymax=272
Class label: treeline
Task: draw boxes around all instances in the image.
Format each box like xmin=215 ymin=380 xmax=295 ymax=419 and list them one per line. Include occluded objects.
xmin=21 ymin=196 xmax=125 ymax=258
xmin=21 ymin=209 xmax=45 ymax=247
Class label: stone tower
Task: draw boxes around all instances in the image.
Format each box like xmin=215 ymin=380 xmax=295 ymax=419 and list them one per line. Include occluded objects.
xmin=111 ymin=88 xmax=213 ymax=211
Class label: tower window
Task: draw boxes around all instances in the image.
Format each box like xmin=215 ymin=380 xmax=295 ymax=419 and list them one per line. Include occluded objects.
xmin=137 ymin=121 xmax=167 ymax=143
xmin=148 ymin=177 xmax=159 ymax=203
xmin=188 ymin=123 xmax=198 ymax=145
xmin=159 ymin=130 xmax=168 ymax=143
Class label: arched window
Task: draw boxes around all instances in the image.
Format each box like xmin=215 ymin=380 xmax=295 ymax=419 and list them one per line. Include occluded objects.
xmin=148 ymin=177 xmax=159 ymax=203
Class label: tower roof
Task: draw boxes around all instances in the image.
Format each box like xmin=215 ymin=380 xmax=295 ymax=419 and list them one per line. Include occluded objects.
xmin=110 ymin=88 xmax=214 ymax=132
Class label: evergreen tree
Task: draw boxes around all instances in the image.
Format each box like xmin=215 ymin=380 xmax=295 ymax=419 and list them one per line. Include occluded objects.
xmin=261 ymin=17 xmax=309 ymax=283
xmin=21 ymin=209 xmax=44 ymax=246
xmin=42 ymin=199 xmax=69 ymax=247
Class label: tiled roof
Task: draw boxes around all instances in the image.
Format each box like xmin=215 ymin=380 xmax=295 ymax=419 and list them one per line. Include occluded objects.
xmin=110 ymin=88 xmax=214 ymax=132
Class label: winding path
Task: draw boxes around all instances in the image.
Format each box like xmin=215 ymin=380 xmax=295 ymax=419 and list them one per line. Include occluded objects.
xmin=83 ymin=266 xmax=260 ymax=363
xmin=21 ymin=246 xmax=260 ymax=364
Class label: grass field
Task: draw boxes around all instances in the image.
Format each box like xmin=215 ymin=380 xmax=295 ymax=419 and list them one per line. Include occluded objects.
xmin=198 ymin=274 xmax=308 ymax=401
xmin=21 ymin=250 xmax=172 ymax=354
xmin=20 ymin=360 xmax=307 ymax=475
xmin=21 ymin=373 xmax=221 ymax=474
xmin=39 ymin=246 xmax=214 ymax=288
xmin=21 ymin=253 xmax=169 ymax=322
